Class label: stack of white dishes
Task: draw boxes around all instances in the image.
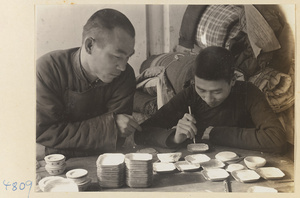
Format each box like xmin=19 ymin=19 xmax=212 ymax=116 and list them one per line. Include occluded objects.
xmin=225 ymin=163 xmax=246 ymax=173
xmin=231 ymin=169 xmax=261 ymax=183
xmin=255 ymin=167 xmax=285 ymax=180
xmin=153 ymin=162 xmax=176 ymax=173
xmin=184 ymin=154 xmax=211 ymax=165
xmin=44 ymin=154 xmax=66 ymax=176
xmin=247 ymin=186 xmax=278 ymax=193
xmin=157 ymin=152 xmax=182 ymax=163
xmin=201 ymin=159 xmax=226 ymax=170
xmin=96 ymin=153 xmax=125 ymax=188
xmin=175 ymin=161 xmax=200 ymax=172
xmin=187 ymin=143 xmax=209 ymax=153
xmin=66 ymin=169 xmax=92 ymax=191
xmin=39 ymin=176 xmax=78 ymax=192
xmin=125 ymin=153 xmax=153 ymax=188
xmin=202 ymin=168 xmax=230 ymax=181
xmin=39 ymin=176 xmax=64 ymax=192
xmin=137 ymin=148 xmax=158 ymax=162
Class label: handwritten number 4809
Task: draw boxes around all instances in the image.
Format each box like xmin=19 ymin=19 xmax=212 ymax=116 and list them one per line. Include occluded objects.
xmin=3 ymin=180 xmax=32 ymax=198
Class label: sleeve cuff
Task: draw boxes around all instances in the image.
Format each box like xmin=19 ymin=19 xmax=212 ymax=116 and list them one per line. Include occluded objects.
xmin=201 ymin=127 xmax=213 ymax=140
xmin=135 ymin=126 xmax=177 ymax=148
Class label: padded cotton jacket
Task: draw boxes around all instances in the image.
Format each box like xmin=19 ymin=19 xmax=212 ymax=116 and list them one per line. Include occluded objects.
xmin=136 ymin=81 xmax=287 ymax=154
xmin=36 ymin=48 xmax=136 ymax=157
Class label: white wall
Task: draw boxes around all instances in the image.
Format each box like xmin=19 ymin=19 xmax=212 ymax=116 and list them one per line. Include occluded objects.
xmin=146 ymin=5 xmax=187 ymax=55
xmin=36 ymin=4 xmax=188 ymax=76
xmin=36 ymin=5 xmax=295 ymax=76
xmin=36 ymin=5 xmax=147 ymax=76
xmin=169 ymin=5 xmax=188 ymax=51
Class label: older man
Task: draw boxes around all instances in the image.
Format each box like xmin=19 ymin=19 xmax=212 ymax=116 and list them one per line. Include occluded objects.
xmin=36 ymin=9 xmax=141 ymax=158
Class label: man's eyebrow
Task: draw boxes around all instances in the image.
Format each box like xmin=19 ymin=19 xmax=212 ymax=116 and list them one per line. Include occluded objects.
xmin=196 ymin=86 xmax=204 ymax=90
xmin=196 ymin=86 xmax=222 ymax=92
xmin=116 ymin=49 xmax=135 ymax=57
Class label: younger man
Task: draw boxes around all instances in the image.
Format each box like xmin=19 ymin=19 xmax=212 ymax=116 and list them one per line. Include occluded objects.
xmin=135 ymin=46 xmax=286 ymax=154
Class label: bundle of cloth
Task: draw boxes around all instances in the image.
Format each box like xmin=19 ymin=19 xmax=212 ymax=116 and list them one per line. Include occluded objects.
xmin=134 ymin=52 xmax=195 ymax=116
xmin=179 ymin=5 xmax=294 ymax=77
xmin=248 ymin=67 xmax=294 ymax=113
xmin=133 ymin=4 xmax=294 ymax=123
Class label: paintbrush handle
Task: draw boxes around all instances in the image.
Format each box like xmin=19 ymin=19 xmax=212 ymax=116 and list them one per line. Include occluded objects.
xmin=188 ymin=106 xmax=195 ymax=144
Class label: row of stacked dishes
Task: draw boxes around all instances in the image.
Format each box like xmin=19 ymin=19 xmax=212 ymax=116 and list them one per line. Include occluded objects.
xmin=40 ymin=153 xmax=155 ymax=191
xmin=96 ymin=153 xmax=153 ymax=188
xmin=39 ymin=144 xmax=286 ymax=192
xmin=39 ymin=154 xmax=91 ymax=192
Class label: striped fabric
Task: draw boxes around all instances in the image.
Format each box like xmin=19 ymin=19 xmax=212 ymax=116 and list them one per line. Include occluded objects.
xmin=195 ymin=5 xmax=243 ymax=49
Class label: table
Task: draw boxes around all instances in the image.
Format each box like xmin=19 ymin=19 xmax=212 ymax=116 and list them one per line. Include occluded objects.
xmin=36 ymin=144 xmax=294 ymax=193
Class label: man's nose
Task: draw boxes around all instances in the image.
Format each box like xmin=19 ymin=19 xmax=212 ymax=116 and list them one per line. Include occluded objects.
xmin=116 ymin=58 xmax=128 ymax=71
xmin=117 ymin=63 xmax=126 ymax=71
xmin=204 ymin=93 xmax=213 ymax=103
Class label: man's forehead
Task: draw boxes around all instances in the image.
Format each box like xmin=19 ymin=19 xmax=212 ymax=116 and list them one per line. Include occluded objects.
xmin=195 ymin=76 xmax=228 ymax=83
xmin=195 ymin=77 xmax=228 ymax=90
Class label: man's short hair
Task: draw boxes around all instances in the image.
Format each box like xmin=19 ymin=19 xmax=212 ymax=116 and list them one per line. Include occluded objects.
xmin=82 ymin=8 xmax=135 ymax=44
xmin=195 ymin=46 xmax=235 ymax=83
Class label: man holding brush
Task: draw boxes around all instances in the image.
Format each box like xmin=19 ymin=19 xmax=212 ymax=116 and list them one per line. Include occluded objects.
xmin=135 ymin=46 xmax=287 ymax=154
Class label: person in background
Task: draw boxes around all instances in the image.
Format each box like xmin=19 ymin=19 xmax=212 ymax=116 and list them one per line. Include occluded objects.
xmin=36 ymin=9 xmax=141 ymax=158
xmin=135 ymin=46 xmax=287 ymax=154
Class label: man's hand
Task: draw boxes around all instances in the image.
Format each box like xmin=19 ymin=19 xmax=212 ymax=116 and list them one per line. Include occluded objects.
xmin=115 ymin=114 xmax=142 ymax=137
xmin=173 ymin=113 xmax=197 ymax=144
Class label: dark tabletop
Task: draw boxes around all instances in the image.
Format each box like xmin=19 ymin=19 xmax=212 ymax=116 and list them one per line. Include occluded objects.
xmin=36 ymin=144 xmax=294 ymax=193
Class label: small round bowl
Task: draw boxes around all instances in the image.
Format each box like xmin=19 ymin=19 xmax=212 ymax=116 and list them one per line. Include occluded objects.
xmin=157 ymin=152 xmax=182 ymax=163
xmin=244 ymin=156 xmax=266 ymax=170
xmin=45 ymin=164 xmax=66 ymax=175
xmin=66 ymin=169 xmax=89 ymax=184
xmin=66 ymin=169 xmax=88 ymax=179
xmin=68 ymin=176 xmax=88 ymax=184
xmin=45 ymin=162 xmax=66 ymax=169
xmin=77 ymin=177 xmax=92 ymax=191
xmin=44 ymin=154 xmax=66 ymax=166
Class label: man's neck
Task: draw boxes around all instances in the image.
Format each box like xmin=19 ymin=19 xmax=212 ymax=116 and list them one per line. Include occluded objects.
xmin=80 ymin=48 xmax=98 ymax=83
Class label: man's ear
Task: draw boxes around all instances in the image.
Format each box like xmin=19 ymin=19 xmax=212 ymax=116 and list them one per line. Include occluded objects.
xmin=84 ymin=37 xmax=94 ymax=54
